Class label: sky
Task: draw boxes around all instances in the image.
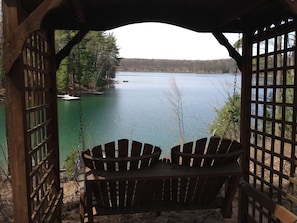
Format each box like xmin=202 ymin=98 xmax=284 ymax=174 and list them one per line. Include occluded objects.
xmin=106 ymin=22 xmax=240 ymax=61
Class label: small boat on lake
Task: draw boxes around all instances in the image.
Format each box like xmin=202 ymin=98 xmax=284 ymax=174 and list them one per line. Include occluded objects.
xmin=61 ymin=94 xmax=80 ymax=101
xmin=92 ymin=91 xmax=104 ymax=95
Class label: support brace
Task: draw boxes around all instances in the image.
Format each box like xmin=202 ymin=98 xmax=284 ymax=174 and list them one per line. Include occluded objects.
xmin=56 ymin=28 xmax=89 ymax=69
xmin=3 ymin=0 xmax=64 ymax=73
xmin=212 ymin=31 xmax=242 ymax=72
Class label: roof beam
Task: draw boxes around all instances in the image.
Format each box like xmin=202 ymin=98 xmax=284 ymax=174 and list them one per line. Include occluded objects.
xmin=277 ymin=0 xmax=297 ymax=14
xmin=217 ymin=0 xmax=267 ymax=29
xmin=71 ymin=0 xmax=86 ymax=25
xmin=3 ymin=0 xmax=64 ymax=73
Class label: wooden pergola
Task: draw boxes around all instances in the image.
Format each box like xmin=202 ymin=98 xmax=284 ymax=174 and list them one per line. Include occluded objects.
xmin=2 ymin=0 xmax=297 ymax=222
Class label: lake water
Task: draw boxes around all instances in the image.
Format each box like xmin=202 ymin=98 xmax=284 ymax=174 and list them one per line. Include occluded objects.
xmin=0 ymin=71 xmax=240 ymax=166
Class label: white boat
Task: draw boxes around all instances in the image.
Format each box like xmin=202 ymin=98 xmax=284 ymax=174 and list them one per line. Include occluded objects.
xmin=92 ymin=91 xmax=104 ymax=95
xmin=61 ymin=94 xmax=80 ymax=100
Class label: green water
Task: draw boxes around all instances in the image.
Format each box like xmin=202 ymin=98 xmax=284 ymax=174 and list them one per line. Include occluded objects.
xmin=0 ymin=71 xmax=240 ymax=166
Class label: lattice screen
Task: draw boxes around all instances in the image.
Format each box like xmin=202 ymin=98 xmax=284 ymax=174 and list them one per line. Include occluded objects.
xmin=23 ymin=31 xmax=62 ymax=223
xmin=246 ymin=18 xmax=297 ymax=222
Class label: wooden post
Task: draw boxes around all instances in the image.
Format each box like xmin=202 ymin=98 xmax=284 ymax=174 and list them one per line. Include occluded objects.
xmin=2 ymin=1 xmax=31 ymax=222
xmin=238 ymin=29 xmax=253 ymax=223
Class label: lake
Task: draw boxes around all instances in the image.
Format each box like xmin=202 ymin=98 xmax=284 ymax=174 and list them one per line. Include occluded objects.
xmin=0 ymin=71 xmax=241 ymax=166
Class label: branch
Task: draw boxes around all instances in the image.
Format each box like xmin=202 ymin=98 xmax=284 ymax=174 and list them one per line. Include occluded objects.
xmin=55 ymin=28 xmax=89 ymax=69
xmin=212 ymin=31 xmax=242 ymax=72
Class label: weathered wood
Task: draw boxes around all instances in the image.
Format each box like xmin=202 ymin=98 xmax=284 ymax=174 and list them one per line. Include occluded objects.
xmin=278 ymin=0 xmax=297 ymax=15
xmin=2 ymin=1 xmax=30 ymax=222
xmin=4 ymin=0 xmax=64 ymax=73
xmin=71 ymin=0 xmax=87 ymax=24
xmin=81 ymin=138 xmax=243 ymax=223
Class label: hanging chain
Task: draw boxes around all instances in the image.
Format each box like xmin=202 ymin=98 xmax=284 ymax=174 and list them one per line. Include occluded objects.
xmin=221 ymin=33 xmax=240 ymax=140
xmin=230 ymin=32 xmax=241 ymax=140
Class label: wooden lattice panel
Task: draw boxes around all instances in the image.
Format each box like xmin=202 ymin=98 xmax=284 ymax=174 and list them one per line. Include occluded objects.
xmin=23 ymin=31 xmax=62 ymax=223
xmin=247 ymin=18 xmax=297 ymax=222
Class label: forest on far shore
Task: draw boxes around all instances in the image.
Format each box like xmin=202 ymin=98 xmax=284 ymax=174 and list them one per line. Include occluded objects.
xmin=117 ymin=58 xmax=238 ymax=74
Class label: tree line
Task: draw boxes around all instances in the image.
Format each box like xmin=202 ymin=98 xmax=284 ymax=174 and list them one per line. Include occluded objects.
xmin=55 ymin=30 xmax=120 ymax=94
xmin=117 ymin=58 xmax=238 ymax=74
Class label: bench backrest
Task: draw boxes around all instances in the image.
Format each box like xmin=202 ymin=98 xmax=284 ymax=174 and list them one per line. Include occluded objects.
xmin=82 ymin=139 xmax=161 ymax=209
xmin=164 ymin=136 xmax=243 ymax=204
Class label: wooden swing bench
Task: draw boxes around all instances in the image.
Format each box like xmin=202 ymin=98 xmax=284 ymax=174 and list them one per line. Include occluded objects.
xmin=80 ymin=137 xmax=243 ymax=223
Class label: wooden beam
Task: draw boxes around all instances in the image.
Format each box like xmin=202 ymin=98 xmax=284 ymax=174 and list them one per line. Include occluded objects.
xmin=3 ymin=0 xmax=64 ymax=74
xmin=277 ymin=0 xmax=297 ymax=15
xmin=212 ymin=31 xmax=242 ymax=72
xmin=2 ymin=1 xmax=30 ymax=222
xmin=217 ymin=0 xmax=266 ymax=28
xmin=71 ymin=0 xmax=86 ymax=25
xmin=56 ymin=27 xmax=89 ymax=69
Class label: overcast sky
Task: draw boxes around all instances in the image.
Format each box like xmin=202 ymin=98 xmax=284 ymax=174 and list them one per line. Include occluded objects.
xmin=107 ymin=22 xmax=240 ymax=60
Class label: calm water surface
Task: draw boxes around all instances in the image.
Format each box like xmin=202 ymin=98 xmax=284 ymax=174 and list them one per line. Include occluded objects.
xmin=0 ymin=71 xmax=240 ymax=166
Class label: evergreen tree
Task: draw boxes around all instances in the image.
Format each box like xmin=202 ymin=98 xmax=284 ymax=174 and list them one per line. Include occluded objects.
xmin=55 ymin=30 xmax=120 ymax=93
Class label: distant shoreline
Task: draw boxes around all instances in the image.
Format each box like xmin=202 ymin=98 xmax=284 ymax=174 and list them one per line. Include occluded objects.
xmin=117 ymin=58 xmax=238 ymax=74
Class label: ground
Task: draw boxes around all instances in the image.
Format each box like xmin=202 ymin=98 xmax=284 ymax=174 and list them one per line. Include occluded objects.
xmin=0 ymin=180 xmax=238 ymax=223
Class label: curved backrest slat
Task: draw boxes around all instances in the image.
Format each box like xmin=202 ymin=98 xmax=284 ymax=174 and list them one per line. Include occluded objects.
xmin=168 ymin=136 xmax=243 ymax=204
xmin=141 ymin=143 xmax=153 ymax=168
xmin=130 ymin=141 xmax=142 ymax=170
xmin=192 ymin=137 xmax=207 ymax=167
xmin=82 ymin=139 xmax=162 ymax=210
xmin=171 ymin=136 xmax=244 ymax=167
xmin=118 ymin=139 xmax=129 ymax=171
xmin=204 ymin=136 xmax=221 ymax=166
xmin=92 ymin=145 xmax=103 ymax=170
xmin=182 ymin=141 xmax=193 ymax=166
xmin=82 ymin=139 xmax=162 ymax=172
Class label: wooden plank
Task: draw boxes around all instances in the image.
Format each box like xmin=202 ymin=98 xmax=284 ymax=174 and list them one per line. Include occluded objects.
xmin=202 ymin=139 xmax=232 ymax=202
xmin=71 ymin=0 xmax=86 ymax=24
xmin=171 ymin=177 xmax=179 ymax=202
xmin=82 ymin=150 xmax=93 ymax=169
xmin=141 ymin=143 xmax=153 ymax=168
xmin=204 ymin=137 xmax=220 ymax=166
xmin=92 ymin=145 xmax=103 ymax=170
xmin=194 ymin=137 xmax=220 ymax=202
xmin=3 ymin=1 xmax=31 ymax=219
xmin=130 ymin=141 xmax=142 ymax=170
xmin=193 ymin=138 xmax=207 ymax=167
xmin=171 ymin=145 xmax=180 ymax=164
xmin=85 ymin=162 xmax=242 ymax=181
xmin=278 ymin=0 xmax=297 ymax=15
xmin=274 ymin=204 xmax=297 ymax=223
xmin=118 ymin=139 xmax=128 ymax=208
xmin=151 ymin=146 xmax=161 ymax=165
xmin=179 ymin=142 xmax=193 ymax=203
xmin=186 ymin=138 xmax=208 ymax=203
xmin=88 ymin=146 xmax=105 ymax=209
xmin=104 ymin=142 xmax=116 ymax=171
xmin=126 ymin=141 xmax=142 ymax=207
xmin=104 ymin=142 xmax=117 ymax=207
xmin=118 ymin=139 xmax=128 ymax=170
xmin=182 ymin=141 xmax=193 ymax=166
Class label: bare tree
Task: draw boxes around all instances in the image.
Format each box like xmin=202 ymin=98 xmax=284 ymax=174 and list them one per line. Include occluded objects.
xmin=165 ymin=77 xmax=185 ymax=145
